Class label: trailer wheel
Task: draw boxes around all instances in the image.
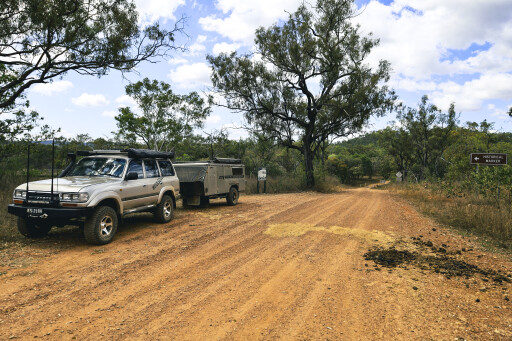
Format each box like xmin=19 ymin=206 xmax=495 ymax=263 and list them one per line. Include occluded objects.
xmin=155 ymin=195 xmax=174 ymax=223
xmin=17 ymin=217 xmax=52 ymax=238
xmin=84 ymin=206 xmax=118 ymax=245
xmin=226 ymin=186 xmax=239 ymax=206
xmin=200 ymin=196 xmax=210 ymax=206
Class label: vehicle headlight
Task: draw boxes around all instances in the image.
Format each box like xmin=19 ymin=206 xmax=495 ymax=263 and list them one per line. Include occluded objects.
xmin=14 ymin=189 xmax=27 ymax=199
xmin=60 ymin=192 xmax=89 ymax=203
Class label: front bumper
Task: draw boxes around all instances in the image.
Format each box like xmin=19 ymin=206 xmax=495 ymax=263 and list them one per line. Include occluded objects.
xmin=8 ymin=204 xmax=94 ymax=220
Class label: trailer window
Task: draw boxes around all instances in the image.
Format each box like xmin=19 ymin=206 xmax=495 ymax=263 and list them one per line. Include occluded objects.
xmin=158 ymin=160 xmax=175 ymax=176
xmin=232 ymin=167 xmax=243 ymax=176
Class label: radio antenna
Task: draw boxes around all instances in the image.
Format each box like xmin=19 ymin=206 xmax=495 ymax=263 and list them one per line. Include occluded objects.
xmin=51 ymin=139 xmax=55 ymax=201
xmin=26 ymin=142 xmax=30 ymax=202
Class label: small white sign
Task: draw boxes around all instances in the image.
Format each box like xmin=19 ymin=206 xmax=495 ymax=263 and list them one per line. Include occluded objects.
xmin=258 ymin=168 xmax=267 ymax=181
xmin=396 ymin=171 xmax=403 ymax=182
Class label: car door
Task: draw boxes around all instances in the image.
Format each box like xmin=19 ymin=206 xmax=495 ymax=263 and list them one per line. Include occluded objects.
xmin=143 ymin=159 xmax=162 ymax=205
xmin=158 ymin=160 xmax=179 ymax=192
xmin=122 ymin=159 xmax=148 ymax=211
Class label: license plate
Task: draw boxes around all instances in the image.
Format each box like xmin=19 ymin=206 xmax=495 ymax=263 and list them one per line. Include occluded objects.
xmin=27 ymin=208 xmax=43 ymax=214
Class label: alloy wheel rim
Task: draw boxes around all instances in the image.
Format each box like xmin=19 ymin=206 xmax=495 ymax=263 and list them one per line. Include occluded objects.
xmin=100 ymin=216 xmax=113 ymax=236
xmin=164 ymin=202 xmax=172 ymax=218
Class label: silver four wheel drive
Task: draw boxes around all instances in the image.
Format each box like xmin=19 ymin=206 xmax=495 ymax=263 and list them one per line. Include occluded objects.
xmin=8 ymin=149 xmax=180 ymax=245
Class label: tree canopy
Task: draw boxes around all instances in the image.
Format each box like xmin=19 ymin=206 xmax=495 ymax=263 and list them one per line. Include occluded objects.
xmin=114 ymin=78 xmax=210 ymax=151
xmin=207 ymin=0 xmax=395 ymax=187
xmin=0 ymin=0 xmax=184 ymax=110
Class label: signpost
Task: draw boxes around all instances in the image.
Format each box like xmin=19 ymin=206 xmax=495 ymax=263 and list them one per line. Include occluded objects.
xmin=257 ymin=168 xmax=267 ymax=194
xmin=396 ymin=171 xmax=402 ymax=182
xmin=470 ymin=153 xmax=507 ymax=165
xmin=470 ymin=153 xmax=507 ymax=200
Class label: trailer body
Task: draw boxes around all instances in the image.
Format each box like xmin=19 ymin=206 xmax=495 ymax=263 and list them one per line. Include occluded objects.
xmin=174 ymin=158 xmax=245 ymax=206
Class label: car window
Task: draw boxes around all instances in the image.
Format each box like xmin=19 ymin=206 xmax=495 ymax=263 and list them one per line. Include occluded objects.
xmin=158 ymin=160 xmax=175 ymax=176
xmin=144 ymin=160 xmax=160 ymax=178
xmin=127 ymin=160 xmax=144 ymax=179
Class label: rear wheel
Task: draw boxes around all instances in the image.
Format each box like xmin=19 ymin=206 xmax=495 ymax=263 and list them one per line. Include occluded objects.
xmin=226 ymin=186 xmax=239 ymax=206
xmin=84 ymin=206 xmax=118 ymax=245
xmin=155 ymin=195 xmax=174 ymax=223
xmin=17 ymin=217 xmax=52 ymax=238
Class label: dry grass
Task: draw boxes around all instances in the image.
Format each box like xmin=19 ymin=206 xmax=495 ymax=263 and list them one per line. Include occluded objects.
xmin=245 ymin=173 xmax=346 ymax=195
xmin=386 ymin=183 xmax=512 ymax=250
xmin=0 ymin=172 xmax=26 ymax=243
xmin=245 ymin=175 xmax=306 ymax=194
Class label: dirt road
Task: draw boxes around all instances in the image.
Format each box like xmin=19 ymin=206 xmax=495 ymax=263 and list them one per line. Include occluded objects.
xmin=1 ymin=188 xmax=511 ymax=340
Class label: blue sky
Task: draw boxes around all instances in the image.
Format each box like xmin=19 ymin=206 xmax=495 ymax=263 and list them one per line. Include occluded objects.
xmin=26 ymin=0 xmax=512 ymax=140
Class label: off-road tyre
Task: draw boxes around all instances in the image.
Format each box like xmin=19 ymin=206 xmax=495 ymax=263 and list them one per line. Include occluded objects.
xmin=226 ymin=186 xmax=239 ymax=206
xmin=17 ymin=217 xmax=52 ymax=238
xmin=155 ymin=195 xmax=174 ymax=223
xmin=84 ymin=206 xmax=118 ymax=245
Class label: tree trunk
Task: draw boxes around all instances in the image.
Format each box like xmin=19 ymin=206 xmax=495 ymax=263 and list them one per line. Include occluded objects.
xmin=303 ymin=140 xmax=315 ymax=188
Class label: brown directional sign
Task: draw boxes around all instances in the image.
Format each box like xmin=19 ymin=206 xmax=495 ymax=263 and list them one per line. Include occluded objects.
xmin=470 ymin=153 xmax=507 ymax=165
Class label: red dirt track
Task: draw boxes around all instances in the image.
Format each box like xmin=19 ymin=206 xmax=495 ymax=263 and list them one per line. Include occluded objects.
xmin=1 ymin=188 xmax=511 ymax=340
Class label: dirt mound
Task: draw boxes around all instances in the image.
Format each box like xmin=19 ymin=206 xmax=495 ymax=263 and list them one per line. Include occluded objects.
xmin=364 ymin=237 xmax=512 ymax=284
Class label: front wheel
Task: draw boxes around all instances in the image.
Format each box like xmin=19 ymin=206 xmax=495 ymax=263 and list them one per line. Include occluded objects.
xmin=17 ymin=217 xmax=52 ymax=238
xmin=155 ymin=195 xmax=174 ymax=223
xmin=84 ymin=206 xmax=118 ymax=245
xmin=226 ymin=186 xmax=239 ymax=206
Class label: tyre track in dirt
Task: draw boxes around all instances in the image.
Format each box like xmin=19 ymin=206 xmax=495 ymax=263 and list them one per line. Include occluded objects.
xmin=1 ymin=189 xmax=511 ymax=340
xmin=121 ymin=195 xmax=351 ymax=339
xmin=0 ymin=194 xmax=322 ymax=339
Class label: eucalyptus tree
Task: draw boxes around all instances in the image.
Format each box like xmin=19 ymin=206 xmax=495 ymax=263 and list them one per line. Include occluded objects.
xmin=0 ymin=0 xmax=185 ymax=143
xmin=114 ymin=78 xmax=210 ymax=151
xmin=397 ymin=95 xmax=457 ymax=180
xmin=208 ymin=0 xmax=395 ymax=187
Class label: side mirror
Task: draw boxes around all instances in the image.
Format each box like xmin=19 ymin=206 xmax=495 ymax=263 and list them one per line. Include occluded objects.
xmin=125 ymin=172 xmax=138 ymax=181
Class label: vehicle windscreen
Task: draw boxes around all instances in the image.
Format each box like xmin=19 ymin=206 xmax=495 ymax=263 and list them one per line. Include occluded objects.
xmin=67 ymin=158 xmax=127 ymax=177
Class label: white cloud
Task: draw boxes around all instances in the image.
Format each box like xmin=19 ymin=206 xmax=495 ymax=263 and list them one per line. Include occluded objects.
xmin=490 ymin=108 xmax=510 ymax=121
xmin=213 ymin=42 xmax=241 ymax=55
xmin=187 ymin=35 xmax=208 ymax=56
xmin=431 ymin=73 xmax=512 ymax=112
xmin=355 ymin=0 xmax=512 ymax=80
xmin=168 ymin=57 xmax=189 ymax=65
xmin=115 ymin=95 xmax=137 ymax=107
xmin=102 ymin=110 xmax=118 ymax=118
xmin=196 ymin=35 xmax=207 ymax=44
xmin=206 ymin=115 xmax=222 ymax=123
xmin=345 ymin=0 xmax=512 ymax=119
xmin=71 ymin=93 xmax=110 ymax=107
xmin=199 ymin=0 xmax=303 ymax=45
xmin=169 ymin=62 xmax=212 ymax=88
xmin=31 ymin=81 xmax=73 ymax=96
xmin=134 ymin=0 xmax=185 ymax=25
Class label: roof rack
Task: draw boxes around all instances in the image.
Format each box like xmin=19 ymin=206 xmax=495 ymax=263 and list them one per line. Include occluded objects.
xmin=77 ymin=148 xmax=175 ymax=159
xmin=174 ymin=158 xmax=242 ymax=165
xmin=212 ymin=157 xmax=241 ymax=164
xmin=77 ymin=150 xmax=126 ymax=156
